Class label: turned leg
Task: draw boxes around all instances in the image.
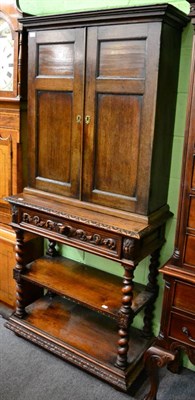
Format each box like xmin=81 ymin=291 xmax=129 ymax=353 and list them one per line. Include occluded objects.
xmin=46 ymin=239 xmax=59 ymax=257
xmin=143 ymin=249 xmax=160 ymax=337
xmin=143 ymin=346 xmax=175 ymax=400
xmin=115 ymin=264 xmax=136 ymax=369
xmin=13 ymin=229 xmax=26 ymax=318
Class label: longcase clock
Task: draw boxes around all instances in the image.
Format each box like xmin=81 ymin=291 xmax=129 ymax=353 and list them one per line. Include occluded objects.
xmin=0 ymin=0 xmax=42 ymax=315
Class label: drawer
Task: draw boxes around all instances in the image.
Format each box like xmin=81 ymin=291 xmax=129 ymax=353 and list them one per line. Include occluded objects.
xmin=169 ymin=312 xmax=195 ymax=347
xmin=18 ymin=208 xmax=122 ymax=259
xmin=184 ymin=234 xmax=195 ymax=267
xmin=192 ymin=156 xmax=195 ymax=189
xmin=173 ymin=281 xmax=195 ymax=314
xmin=188 ymin=196 xmax=195 ymax=229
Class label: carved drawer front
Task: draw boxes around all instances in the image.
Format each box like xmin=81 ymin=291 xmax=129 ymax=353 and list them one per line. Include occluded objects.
xmin=173 ymin=281 xmax=195 ymax=314
xmin=20 ymin=209 xmax=122 ymax=259
xmin=169 ymin=312 xmax=195 ymax=347
xmin=184 ymin=234 xmax=195 ymax=267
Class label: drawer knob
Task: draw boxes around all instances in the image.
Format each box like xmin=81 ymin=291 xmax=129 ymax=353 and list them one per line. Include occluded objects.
xmin=182 ymin=326 xmax=195 ymax=343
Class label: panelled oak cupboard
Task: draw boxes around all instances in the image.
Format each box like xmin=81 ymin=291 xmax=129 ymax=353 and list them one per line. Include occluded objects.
xmin=5 ymin=4 xmax=188 ymax=392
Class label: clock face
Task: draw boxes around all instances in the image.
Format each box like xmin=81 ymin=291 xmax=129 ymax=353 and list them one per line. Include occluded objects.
xmin=0 ymin=18 xmax=14 ymax=91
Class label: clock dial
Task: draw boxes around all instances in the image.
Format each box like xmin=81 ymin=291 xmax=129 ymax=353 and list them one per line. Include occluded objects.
xmin=0 ymin=18 xmax=14 ymax=91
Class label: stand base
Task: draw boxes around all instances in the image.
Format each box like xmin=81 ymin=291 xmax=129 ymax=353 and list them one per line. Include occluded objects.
xmin=5 ymin=299 xmax=153 ymax=393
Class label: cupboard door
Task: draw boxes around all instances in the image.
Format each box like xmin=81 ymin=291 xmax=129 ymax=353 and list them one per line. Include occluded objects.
xmin=28 ymin=28 xmax=86 ymax=198
xmin=82 ymin=23 xmax=161 ymax=214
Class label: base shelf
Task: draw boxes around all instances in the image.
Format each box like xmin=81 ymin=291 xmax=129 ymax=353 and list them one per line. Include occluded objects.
xmin=5 ymin=294 xmax=154 ymax=391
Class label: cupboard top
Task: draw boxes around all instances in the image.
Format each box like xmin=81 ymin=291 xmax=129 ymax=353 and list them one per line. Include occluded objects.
xmin=19 ymin=4 xmax=189 ymax=30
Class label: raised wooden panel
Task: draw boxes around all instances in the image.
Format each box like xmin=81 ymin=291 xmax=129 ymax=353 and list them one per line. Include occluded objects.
xmin=98 ymin=39 xmax=146 ymax=79
xmin=38 ymin=43 xmax=74 ymax=77
xmin=28 ymin=28 xmax=86 ymax=198
xmin=94 ymin=94 xmax=141 ymax=199
xmin=0 ymin=135 xmax=12 ymax=200
xmin=36 ymin=91 xmax=72 ymax=187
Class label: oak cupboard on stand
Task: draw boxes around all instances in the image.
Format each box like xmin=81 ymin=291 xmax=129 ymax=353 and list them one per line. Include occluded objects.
xmin=0 ymin=0 xmax=43 ymax=316
xmin=143 ymin=2 xmax=195 ymax=399
xmin=5 ymin=4 xmax=188 ymax=393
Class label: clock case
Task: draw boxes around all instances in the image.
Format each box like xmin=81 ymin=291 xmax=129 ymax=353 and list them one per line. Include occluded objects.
xmin=0 ymin=1 xmax=27 ymax=99
xmin=0 ymin=0 xmax=43 ymax=315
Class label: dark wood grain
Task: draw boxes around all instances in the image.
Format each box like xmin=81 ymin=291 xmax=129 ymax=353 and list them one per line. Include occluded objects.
xmin=4 ymin=4 xmax=189 ymax=394
xmin=24 ymin=294 xmax=150 ymax=367
xmin=173 ymin=280 xmax=195 ymax=314
xmin=37 ymin=91 xmax=72 ymax=184
xmin=0 ymin=0 xmax=40 ymax=311
xmin=143 ymin=3 xmax=195 ymax=398
xmin=27 ymin=28 xmax=85 ymax=199
xmin=93 ymin=94 xmax=141 ymax=198
xmin=22 ymin=255 xmax=154 ymax=318
xmin=39 ymin=43 xmax=74 ymax=76
xmin=24 ymin=7 xmax=187 ymax=216
xmin=169 ymin=312 xmax=195 ymax=345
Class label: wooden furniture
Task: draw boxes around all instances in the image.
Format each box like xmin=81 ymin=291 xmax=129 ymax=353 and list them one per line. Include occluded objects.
xmin=5 ymin=4 xmax=188 ymax=392
xmin=0 ymin=0 xmax=27 ymax=227
xmin=0 ymin=0 xmax=25 ymax=311
xmin=143 ymin=2 xmax=195 ymax=399
xmin=0 ymin=0 xmax=44 ymax=315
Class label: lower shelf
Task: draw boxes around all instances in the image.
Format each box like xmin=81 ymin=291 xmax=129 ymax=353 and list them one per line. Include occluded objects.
xmin=5 ymin=294 xmax=153 ymax=391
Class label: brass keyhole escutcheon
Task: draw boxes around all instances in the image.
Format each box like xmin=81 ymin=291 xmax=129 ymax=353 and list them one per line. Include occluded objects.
xmin=85 ymin=115 xmax=91 ymax=125
xmin=76 ymin=115 xmax=82 ymax=123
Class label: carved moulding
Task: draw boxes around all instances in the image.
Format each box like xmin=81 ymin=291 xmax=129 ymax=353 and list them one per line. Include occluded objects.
xmin=22 ymin=212 xmax=116 ymax=250
xmin=170 ymin=341 xmax=195 ymax=366
xmin=5 ymin=319 xmax=128 ymax=392
xmin=143 ymin=345 xmax=176 ymax=400
xmin=122 ymin=238 xmax=137 ymax=260
xmin=143 ymin=341 xmax=195 ymax=400
xmin=117 ymin=308 xmax=134 ymax=330
xmin=7 ymin=197 xmax=141 ymax=237
xmin=144 ymin=345 xmax=175 ymax=368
